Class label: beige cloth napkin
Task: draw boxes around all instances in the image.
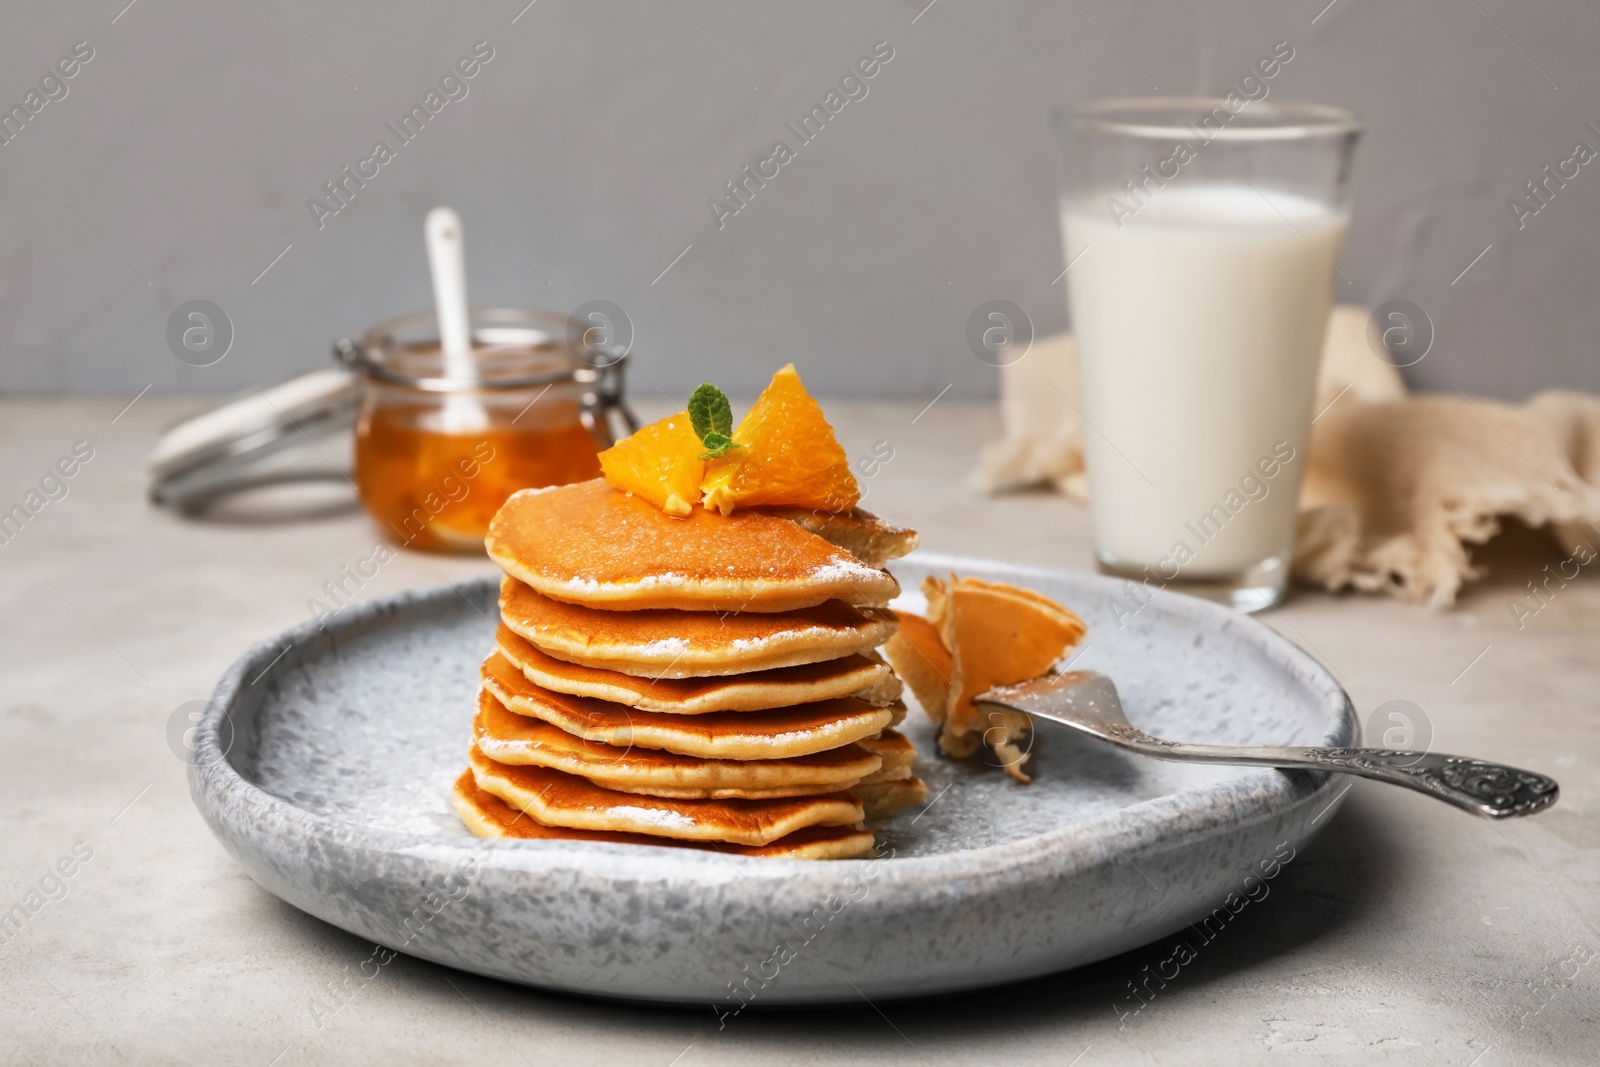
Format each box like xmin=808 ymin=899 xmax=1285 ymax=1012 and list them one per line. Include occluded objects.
xmin=972 ymin=306 xmax=1600 ymax=607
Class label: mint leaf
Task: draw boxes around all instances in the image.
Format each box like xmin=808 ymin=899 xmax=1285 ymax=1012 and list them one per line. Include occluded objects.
xmin=688 ymin=383 xmax=733 ymax=441
xmin=698 ymin=431 xmax=738 ymax=460
xmin=688 ymin=383 xmax=738 ymax=458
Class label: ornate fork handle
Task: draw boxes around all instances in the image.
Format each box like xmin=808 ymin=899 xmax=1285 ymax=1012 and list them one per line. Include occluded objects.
xmin=1104 ymin=727 xmax=1559 ymax=819
xmin=981 ymin=674 xmax=1559 ymax=820
xmin=1291 ymin=748 xmax=1559 ymax=818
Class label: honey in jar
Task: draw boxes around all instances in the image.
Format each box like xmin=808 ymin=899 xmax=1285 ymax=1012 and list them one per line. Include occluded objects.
xmin=340 ymin=308 xmax=633 ymax=553
xmin=354 ymin=407 xmax=603 ymax=552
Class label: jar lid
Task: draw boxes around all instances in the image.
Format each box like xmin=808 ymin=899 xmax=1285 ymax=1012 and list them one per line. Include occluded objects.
xmin=146 ymin=368 xmax=361 ymax=508
xmin=335 ymin=306 xmax=628 ymax=392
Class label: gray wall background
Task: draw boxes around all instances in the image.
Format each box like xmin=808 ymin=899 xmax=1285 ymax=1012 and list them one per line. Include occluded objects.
xmin=1 ymin=0 xmax=1596 ymax=402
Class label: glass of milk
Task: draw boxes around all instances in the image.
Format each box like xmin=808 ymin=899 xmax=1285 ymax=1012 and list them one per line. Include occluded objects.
xmin=1059 ymin=98 xmax=1361 ymax=612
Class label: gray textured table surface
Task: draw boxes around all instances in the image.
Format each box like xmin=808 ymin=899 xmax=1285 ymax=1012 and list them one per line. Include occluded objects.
xmin=1 ymin=397 xmax=1594 ymax=1066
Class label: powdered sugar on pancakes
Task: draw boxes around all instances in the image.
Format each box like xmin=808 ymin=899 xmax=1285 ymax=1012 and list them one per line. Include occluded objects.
xmin=807 ymin=557 xmax=887 ymax=584
xmin=486 ymin=479 xmax=899 ymax=612
xmin=498 ymin=576 xmax=897 ymax=678
xmin=636 ymin=637 xmax=690 ymax=656
xmin=468 ymin=748 xmax=864 ymax=845
xmin=492 ymin=625 xmax=899 ymax=715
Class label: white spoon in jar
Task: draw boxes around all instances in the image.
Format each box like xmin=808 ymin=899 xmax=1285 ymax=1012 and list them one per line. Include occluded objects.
xmin=425 ymin=206 xmax=488 ymax=433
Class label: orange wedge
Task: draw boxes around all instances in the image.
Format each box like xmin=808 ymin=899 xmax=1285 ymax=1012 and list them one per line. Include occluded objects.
xmin=701 ymin=364 xmax=860 ymax=515
xmin=597 ymin=411 xmax=705 ymax=517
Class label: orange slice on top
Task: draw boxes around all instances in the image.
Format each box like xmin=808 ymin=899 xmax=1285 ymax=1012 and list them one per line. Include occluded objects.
xmin=701 ymin=364 xmax=860 ymax=515
xmin=597 ymin=410 xmax=705 ymax=517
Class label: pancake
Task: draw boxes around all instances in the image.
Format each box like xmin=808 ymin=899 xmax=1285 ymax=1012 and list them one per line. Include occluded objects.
xmin=500 ymin=576 xmax=896 ymax=678
xmin=452 ymin=771 xmax=875 ymax=859
xmin=924 ymin=574 xmax=1086 ymax=781
xmin=468 ymin=748 xmax=864 ymax=846
xmin=473 ymin=690 xmax=881 ymax=798
xmin=855 ymin=729 xmax=917 ymax=784
xmin=882 ymin=611 xmax=954 ymax=722
xmin=483 ymin=651 xmax=896 ymax=759
xmin=494 ymin=624 xmax=901 ymax=712
xmin=855 ymin=776 xmax=930 ymax=820
xmin=486 ymin=479 xmax=899 ymax=613
xmin=758 ymin=505 xmax=919 ymax=568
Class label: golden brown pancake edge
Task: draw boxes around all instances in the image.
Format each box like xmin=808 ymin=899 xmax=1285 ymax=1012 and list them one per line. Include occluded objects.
xmin=452 ymin=771 xmax=876 ymax=858
xmin=473 ymin=690 xmax=882 ymax=798
xmin=481 ymin=653 xmax=897 ymax=760
xmin=468 ymin=747 xmax=865 ymax=846
xmin=494 ymin=624 xmax=900 ymax=712
xmin=485 ymin=480 xmax=899 ymax=613
xmin=498 ymin=576 xmax=897 ymax=678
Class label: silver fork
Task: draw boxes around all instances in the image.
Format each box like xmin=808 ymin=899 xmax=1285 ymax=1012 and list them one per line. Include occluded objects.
xmin=976 ymin=671 xmax=1559 ymax=819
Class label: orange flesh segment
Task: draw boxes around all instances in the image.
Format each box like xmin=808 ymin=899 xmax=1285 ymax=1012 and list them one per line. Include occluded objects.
xmin=597 ymin=410 xmax=704 ymax=517
xmin=702 ymin=364 xmax=859 ymax=515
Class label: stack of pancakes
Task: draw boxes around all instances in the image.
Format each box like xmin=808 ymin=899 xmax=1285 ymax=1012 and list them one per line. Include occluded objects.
xmin=451 ymin=479 xmax=928 ymax=860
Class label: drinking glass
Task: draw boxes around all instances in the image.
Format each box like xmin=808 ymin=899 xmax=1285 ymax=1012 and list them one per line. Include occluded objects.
xmin=1058 ymin=98 xmax=1361 ymax=611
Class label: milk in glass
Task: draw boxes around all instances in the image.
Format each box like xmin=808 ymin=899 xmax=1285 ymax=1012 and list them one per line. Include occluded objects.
xmin=1062 ymin=184 xmax=1347 ymax=579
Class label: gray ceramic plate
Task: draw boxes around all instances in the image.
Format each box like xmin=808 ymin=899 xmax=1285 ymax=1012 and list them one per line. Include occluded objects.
xmin=190 ymin=552 xmax=1355 ymax=1004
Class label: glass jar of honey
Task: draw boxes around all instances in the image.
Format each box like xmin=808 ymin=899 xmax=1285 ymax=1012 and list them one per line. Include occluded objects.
xmin=335 ymin=307 xmax=636 ymax=553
